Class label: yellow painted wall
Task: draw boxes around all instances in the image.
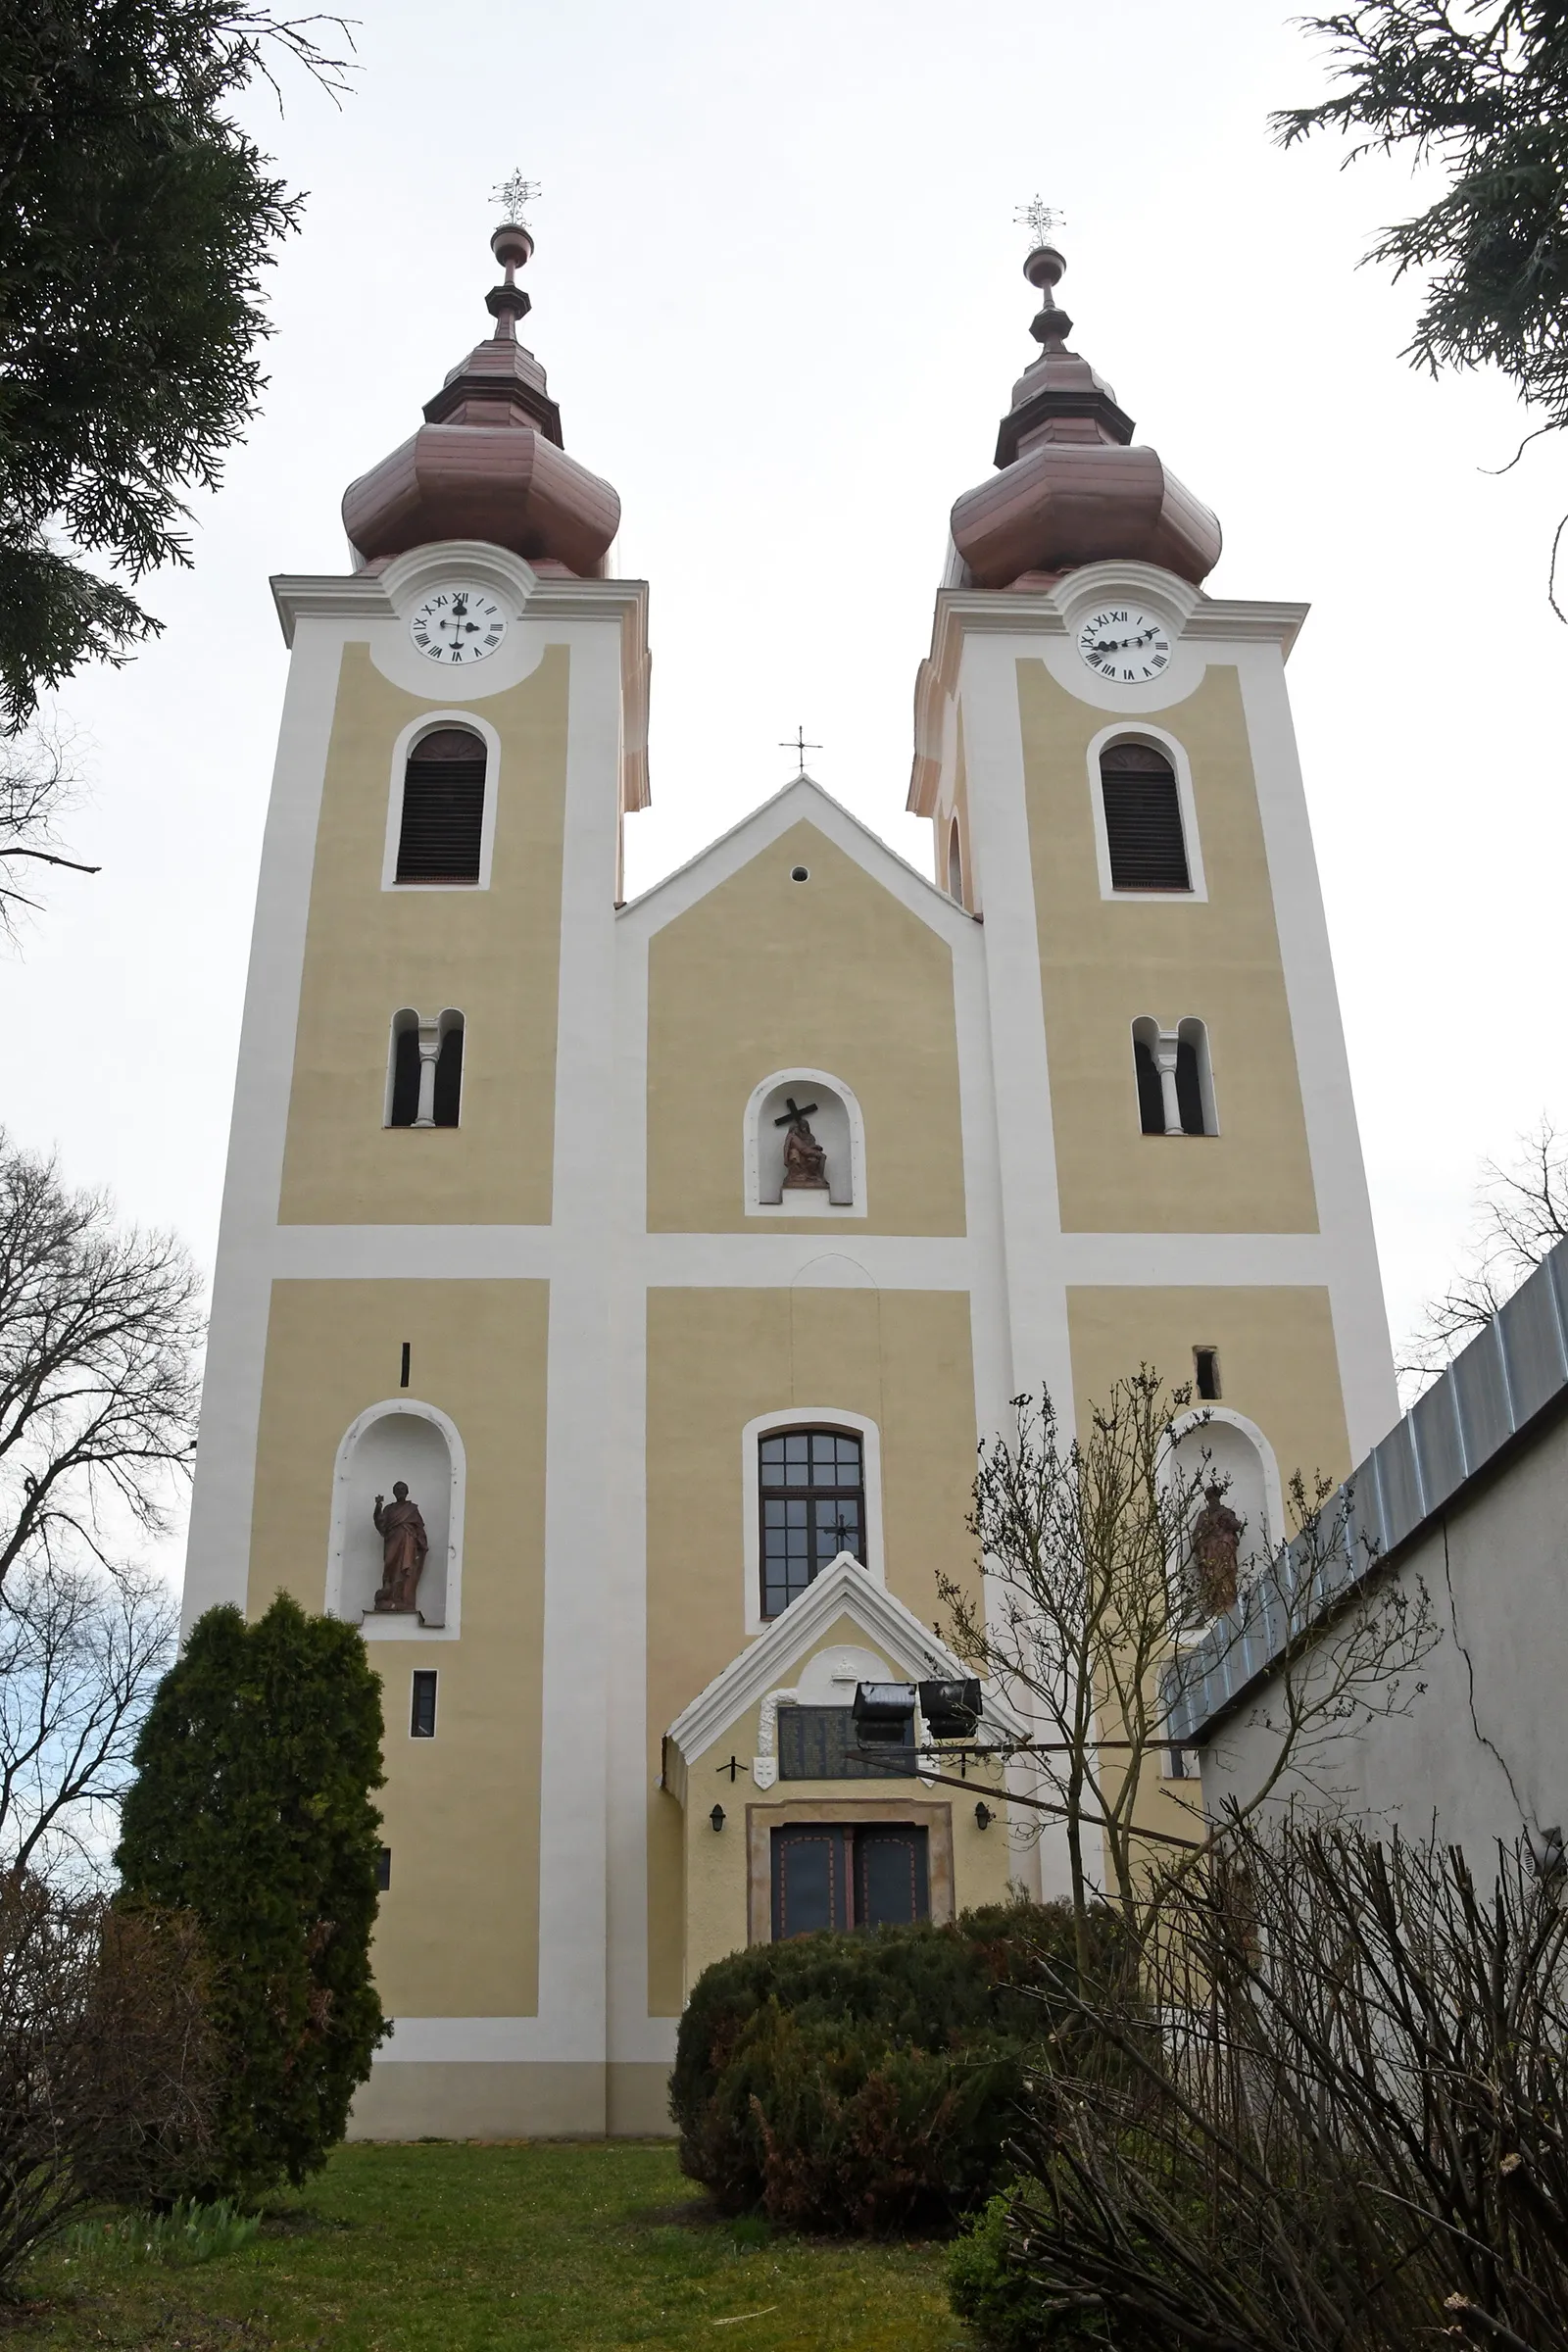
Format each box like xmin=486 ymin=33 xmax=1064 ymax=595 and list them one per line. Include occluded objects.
xmin=249 ymin=1278 xmax=549 ymax=2017
xmin=646 ymin=818 xmax=965 ymax=1235
xmin=1065 ymin=1285 xmax=1351 ymax=1494
xmin=644 ymin=1285 xmax=979 ymax=2012
xmin=1016 ymin=660 xmax=1318 ymax=1235
xmin=278 ymin=641 xmax=569 ymax=1226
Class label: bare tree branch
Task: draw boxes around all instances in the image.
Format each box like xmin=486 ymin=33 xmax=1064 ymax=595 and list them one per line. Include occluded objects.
xmin=0 ymin=1558 xmax=176 ymax=1887
xmin=938 ymin=1376 xmax=1437 ymax=1961
xmin=0 ymin=1133 xmax=204 ymax=1601
xmin=1404 ymin=1112 xmax=1568 ymax=1390
xmin=0 ymin=727 xmax=96 ymax=944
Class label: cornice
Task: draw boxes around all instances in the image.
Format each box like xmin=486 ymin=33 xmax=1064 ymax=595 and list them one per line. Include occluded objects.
xmin=907 ymin=564 xmax=1311 ymax=815
xmin=270 ymin=545 xmax=651 ymax=813
xmin=663 ymin=1555 xmax=1025 ymax=1772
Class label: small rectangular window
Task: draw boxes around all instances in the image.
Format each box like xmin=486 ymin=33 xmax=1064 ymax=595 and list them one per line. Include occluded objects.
xmin=411 ymin=1670 xmax=437 ymax=1739
xmin=375 ymin=1847 xmax=392 ymax=1891
xmin=1194 ymin=1348 xmax=1221 ymax=1401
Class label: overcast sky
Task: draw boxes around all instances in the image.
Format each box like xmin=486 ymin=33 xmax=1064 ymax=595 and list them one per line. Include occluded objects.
xmin=6 ymin=0 xmax=1563 ymax=1482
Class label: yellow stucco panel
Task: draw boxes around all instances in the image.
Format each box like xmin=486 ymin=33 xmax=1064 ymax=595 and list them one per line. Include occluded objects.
xmin=643 ymin=1285 xmax=979 ymax=2013
xmin=249 ymin=1278 xmax=548 ymax=2018
xmin=1016 ymin=660 xmax=1319 ymax=1235
xmin=645 ymin=817 xmax=966 ymax=1235
xmin=1065 ymin=1285 xmax=1351 ymax=1494
xmin=278 ymin=641 xmax=569 ymax=1226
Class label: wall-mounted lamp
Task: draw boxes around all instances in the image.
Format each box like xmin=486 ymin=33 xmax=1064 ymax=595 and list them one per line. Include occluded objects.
xmin=974 ymin=1801 xmax=994 ymax=1832
xmin=710 ymin=1804 xmax=726 ymax=1833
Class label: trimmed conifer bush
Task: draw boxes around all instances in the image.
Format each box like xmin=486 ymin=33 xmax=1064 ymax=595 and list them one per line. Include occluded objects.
xmin=115 ymin=1593 xmax=387 ymax=2198
xmin=672 ymin=1898 xmax=1102 ymax=2235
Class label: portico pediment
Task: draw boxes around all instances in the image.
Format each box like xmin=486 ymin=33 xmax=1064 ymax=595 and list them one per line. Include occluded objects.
xmin=660 ymin=1553 xmax=1026 ymax=1806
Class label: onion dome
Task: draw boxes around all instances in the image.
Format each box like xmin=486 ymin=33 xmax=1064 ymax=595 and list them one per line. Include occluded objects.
xmin=950 ymin=245 xmax=1220 ymax=592
xmin=342 ymin=220 xmax=619 ymax=576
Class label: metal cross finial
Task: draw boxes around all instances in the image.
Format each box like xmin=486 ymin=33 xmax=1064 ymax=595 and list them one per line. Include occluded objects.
xmin=493 ymin=170 xmax=542 ymax=227
xmin=1014 ymin=195 xmax=1064 ymax=248
xmin=779 ymin=724 xmax=821 ymax=776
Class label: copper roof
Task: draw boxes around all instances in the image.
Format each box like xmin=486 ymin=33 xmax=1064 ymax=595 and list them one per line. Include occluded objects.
xmin=342 ymin=223 xmax=619 ymax=576
xmin=950 ymin=245 xmax=1220 ymax=591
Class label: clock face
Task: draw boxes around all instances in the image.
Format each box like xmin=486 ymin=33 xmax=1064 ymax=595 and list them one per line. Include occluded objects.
xmin=1075 ymin=604 xmax=1172 ymax=683
xmin=409 ymin=585 xmax=508 ymax=666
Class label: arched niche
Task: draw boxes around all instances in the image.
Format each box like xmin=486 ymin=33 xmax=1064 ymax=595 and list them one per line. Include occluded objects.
xmin=1167 ymin=1407 xmax=1283 ymax=1616
xmin=325 ymin=1399 xmax=465 ymax=1641
xmin=745 ymin=1070 xmax=866 ymax=1216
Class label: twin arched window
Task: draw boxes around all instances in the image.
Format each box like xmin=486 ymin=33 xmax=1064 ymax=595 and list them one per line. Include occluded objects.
xmin=395 ymin=727 xmax=487 ymax=885
xmin=387 ymin=1010 xmax=465 ymax=1129
xmin=1101 ymin=740 xmax=1190 ymax=892
xmin=1133 ymin=1016 xmax=1216 ymax=1137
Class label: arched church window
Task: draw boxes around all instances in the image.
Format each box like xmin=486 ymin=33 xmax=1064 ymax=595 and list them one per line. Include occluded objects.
xmin=759 ymin=1428 xmax=864 ymax=1619
xmin=395 ymin=727 xmax=486 ymax=884
xmin=948 ymin=818 xmax=964 ymax=906
xmin=1176 ymin=1017 xmax=1216 ymax=1136
xmin=1101 ymin=740 xmax=1190 ymax=891
xmin=432 ymin=1012 xmax=464 ymax=1127
xmin=1132 ymin=1016 xmax=1165 ymax=1135
xmin=1130 ymin=1015 xmax=1217 ymax=1137
xmin=387 ymin=1010 xmax=420 ymax=1128
xmin=385 ymin=1008 xmax=465 ymax=1129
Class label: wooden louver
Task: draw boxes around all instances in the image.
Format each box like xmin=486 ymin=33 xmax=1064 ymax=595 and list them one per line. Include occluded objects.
xmin=1100 ymin=741 xmax=1190 ymax=891
xmin=396 ymin=729 xmax=486 ymax=884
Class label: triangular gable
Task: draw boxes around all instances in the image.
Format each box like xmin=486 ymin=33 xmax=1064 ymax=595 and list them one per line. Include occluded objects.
xmin=663 ymin=1554 xmax=1027 ymax=1786
xmin=617 ymin=773 xmax=973 ymax=946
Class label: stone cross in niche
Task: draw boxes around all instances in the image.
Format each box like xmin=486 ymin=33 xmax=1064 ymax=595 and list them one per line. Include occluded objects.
xmin=774 ymin=1097 xmax=829 ymax=1191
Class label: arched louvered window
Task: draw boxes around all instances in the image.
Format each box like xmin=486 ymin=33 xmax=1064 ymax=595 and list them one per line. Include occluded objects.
xmin=395 ymin=728 xmax=486 ymax=885
xmin=1101 ymin=741 xmax=1190 ymax=892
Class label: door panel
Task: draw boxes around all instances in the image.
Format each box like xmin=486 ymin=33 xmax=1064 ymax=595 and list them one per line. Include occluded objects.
xmin=771 ymin=1827 xmax=848 ymax=1938
xmin=856 ymin=1827 xmax=930 ymax=1928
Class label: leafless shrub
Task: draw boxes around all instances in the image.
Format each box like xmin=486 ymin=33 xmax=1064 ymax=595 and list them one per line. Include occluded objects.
xmin=1001 ymin=1820 xmax=1568 ymax=2350
xmin=0 ymin=1878 xmax=216 ymax=2292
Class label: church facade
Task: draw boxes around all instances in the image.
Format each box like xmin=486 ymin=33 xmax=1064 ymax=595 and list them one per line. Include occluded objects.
xmin=182 ymin=216 xmax=1397 ymax=2137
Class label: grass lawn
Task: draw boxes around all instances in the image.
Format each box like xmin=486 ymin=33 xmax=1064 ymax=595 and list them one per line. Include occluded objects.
xmin=11 ymin=2142 xmax=973 ymax=2352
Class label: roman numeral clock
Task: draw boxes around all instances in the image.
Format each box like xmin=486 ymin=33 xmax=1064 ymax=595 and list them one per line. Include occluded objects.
xmin=1074 ymin=602 xmax=1171 ymax=683
xmin=409 ymin=585 xmax=509 ymax=665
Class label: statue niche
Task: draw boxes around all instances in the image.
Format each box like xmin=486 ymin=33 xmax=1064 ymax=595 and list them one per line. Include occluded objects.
xmin=372 ymin=1480 xmax=429 ymax=1615
xmin=1190 ymin=1481 xmax=1243 ymax=1618
xmin=776 ymin=1096 xmax=829 ymax=1191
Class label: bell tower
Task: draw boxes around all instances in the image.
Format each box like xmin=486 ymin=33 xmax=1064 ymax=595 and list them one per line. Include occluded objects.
xmin=909 ymin=237 xmax=1396 ymax=1489
xmin=184 ymin=206 xmax=651 ymax=2132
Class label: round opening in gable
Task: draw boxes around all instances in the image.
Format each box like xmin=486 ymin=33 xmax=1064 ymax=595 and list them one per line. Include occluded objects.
xmin=790 ymin=865 xmax=809 ymax=882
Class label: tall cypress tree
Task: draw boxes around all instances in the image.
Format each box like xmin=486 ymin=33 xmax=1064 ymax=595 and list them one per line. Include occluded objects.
xmin=116 ymin=1594 xmax=387 ymax=2196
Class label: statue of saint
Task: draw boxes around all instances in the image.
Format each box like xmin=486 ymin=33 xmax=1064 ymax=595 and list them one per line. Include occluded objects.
xmin=779 ymin=1102 xmax=829 ymax=1190
xmin=1190 ymin=1482 xmax=1244 ymax=1616
xmin=372 ymin=1482 xmax=429 ymax=1614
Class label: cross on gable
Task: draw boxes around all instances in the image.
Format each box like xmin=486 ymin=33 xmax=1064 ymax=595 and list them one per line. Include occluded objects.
xmin=774 ymin=1096 xmax=819 ymax=1131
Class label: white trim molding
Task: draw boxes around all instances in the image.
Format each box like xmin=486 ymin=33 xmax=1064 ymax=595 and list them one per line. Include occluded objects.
xmin=741 ymin=1405 xmax=885 ymax=1637
xmin=744 ymin=1068 xmax=867 ymax=1218
xmin=662 ymin=1552 xmax=1027 ymax=1803
xmin=1087 ymin=719 xmax=1208 ymax=904
xmin=382 ymin=709 xmax=501 ymax=894
xmin=326 ymin=1397 xmax=467 ymax=1642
